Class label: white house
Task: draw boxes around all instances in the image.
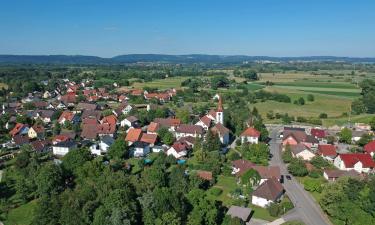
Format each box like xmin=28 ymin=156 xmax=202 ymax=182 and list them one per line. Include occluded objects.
xmin=120 ymin=116 xmax=140 ymax=128
xmin=132 ymin=141 xmax=150 ymax=157
xmin=89 ymin=135 xmax=115 ymax=156
xmin=167 ymin=142 xmax=190 ymax=159
xmin=252 ymin=178 xmax=284 ymax=208
xmin=334 ymin=153 xmax=375 ymax=173
xmin=52 ymin=140 xmax=77 ymax=156
xmin=291 ymin=143 xmax=315 ymax=161
xmin=240 ymin=127 xmax=260 ymax=144
xmin=175 ymin=124 xmax=204 ymax=140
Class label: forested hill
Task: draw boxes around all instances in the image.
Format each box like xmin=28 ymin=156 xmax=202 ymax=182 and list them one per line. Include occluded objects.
xmin=0 ymin=54 xmax=375 ymax=64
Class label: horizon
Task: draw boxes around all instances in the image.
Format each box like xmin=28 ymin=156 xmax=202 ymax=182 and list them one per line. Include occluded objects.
xmin=1 ymin=0 xmax=375 ymax=57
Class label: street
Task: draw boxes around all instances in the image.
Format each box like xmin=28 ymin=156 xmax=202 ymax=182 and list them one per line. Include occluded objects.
xmin=268 ymin=127 xmax=332 ymax=225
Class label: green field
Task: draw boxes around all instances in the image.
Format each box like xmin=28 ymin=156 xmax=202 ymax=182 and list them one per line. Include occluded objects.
xmin=5 ymin=200 xmax=37 ymax=225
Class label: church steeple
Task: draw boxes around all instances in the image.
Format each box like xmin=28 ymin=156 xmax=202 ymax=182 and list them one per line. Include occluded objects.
xmin=216 ymin=95 xmax=224 ymax=124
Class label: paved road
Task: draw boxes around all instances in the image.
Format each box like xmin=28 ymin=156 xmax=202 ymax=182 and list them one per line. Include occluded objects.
xmin=268 ymin=127 xmax=331 ymax=225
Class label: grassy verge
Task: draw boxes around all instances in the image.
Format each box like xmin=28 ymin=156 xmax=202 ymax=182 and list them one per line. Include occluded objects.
xmin=4 ymin=199 xmax=37 ymax=225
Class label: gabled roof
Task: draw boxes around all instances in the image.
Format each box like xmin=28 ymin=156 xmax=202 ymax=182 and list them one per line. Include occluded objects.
xmin=31 ymin=124 xmax=45 ymax=134
xmin=324 ymin=169 xmax=360 ymax=179
xmin=13 ymin=134 xmax=30 ymax=145
xmin=171 ymin=141 xmax=190 ymax=152
xmin=240 ymin=127 xmax=260 ymax=137
xmin=252 ymin=178 xmax=284 ymax=201
xmin=81 ymin=110 xmax=101 ymax=120
xmin=125 ymin=116 xmax=139 ymax=123
xmin=252 ymin=166 xmax=281 ymax=180
xmin=311 ymin=128 xmax=326 ymax=138
xmin=364 ymin=141 xmax=375 ymax=154
xmin=226 ymin=206 xmax=252 ymax=222
xmin=76 ymin=102 xmax=97 ymax=111
xmin=9 ymin=123 xmax=28 ymax=136
xmin=81 ymin=124 xmax=98 ymax=139
xmin=101 ymin=135 xmax=115 ymax=146
xmin=318 ymin=144 xmax=337 ymax=157
xmin=31 ymin=140 xmax=50 ymax=152
xmin=176 ymin=124 xmax=204 ymax=135
xmin=154 ymin=118 xmax=181 ymax=128
xmin=232 ymin=159 xmax=255 ymax=176
xmin=140 ymin=133 xmax=158 ymax=145
xmin=102 ymin=115 xmax=117 ymax=125
xmin=199 ymin=115 xmax=212 ymax=127
xmin=196 ymin=170 xmax=213 ymax=181
xmin=211 ymin=123 xmax=230 ymax=136
xmin=147 ymin=122 xmax=160 ymax=133
xmin=291 ymin=143 xmax=311 ymax=155
xmin=339 ymin=153 xmax=375 ymax=168
xmin=58 ymin=111 xmax=75 ymax=123
xmin=125 ymin=128 xmax=142 ymax=142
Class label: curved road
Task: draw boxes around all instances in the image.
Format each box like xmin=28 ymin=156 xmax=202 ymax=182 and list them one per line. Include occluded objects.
xmin=268 ymin=126 xmax=331 ymax=225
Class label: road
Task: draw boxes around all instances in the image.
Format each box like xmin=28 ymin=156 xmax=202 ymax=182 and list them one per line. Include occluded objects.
xmin=268 ymin=127 xmax=331 ymax=225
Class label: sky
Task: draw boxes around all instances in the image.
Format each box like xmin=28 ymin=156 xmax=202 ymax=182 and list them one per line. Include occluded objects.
xmin=0 ymin=0 xmax=374 ymax=57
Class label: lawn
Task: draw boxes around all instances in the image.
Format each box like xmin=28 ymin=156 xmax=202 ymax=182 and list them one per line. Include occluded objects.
xmin=5 ymin=199 xmax=37 ymax=225
xmin=207 ymin=175 xmax=238 ymax=206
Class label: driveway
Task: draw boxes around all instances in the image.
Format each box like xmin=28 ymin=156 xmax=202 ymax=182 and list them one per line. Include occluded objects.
xmin=268 ymin=127 xmax=332 ymax=225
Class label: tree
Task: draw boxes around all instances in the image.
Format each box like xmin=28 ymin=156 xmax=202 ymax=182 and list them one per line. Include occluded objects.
xmin=297 ymin=97 xmax=305 ymax=105
xmin=243 ymin=70 xmax=258 ymax=80
xmin=282 ymin=144 xmax=293 ymax=163
xmin=53 ymin=121 xmax=61 ymax=135
xmin=35 ymin=163 xmax=64 ymax=197
xmin=108 ymin=138 xmax=129 ymax=159
xmin=351 ymin=99 xmax=366 ymax=115
xmin=357 ymin=133 xmax=373 ymax=147
xmin=203 ymin=129 xmax=221 ymax=152
xmin=176 ymin=108 xmax=190 ymax=124
xmin=304 ymin=179 xmax=322 ymax=193
xmin=339 ymin=128 xmax=352 ymax=144
xmin=310 ymin=156 xmax=330 ymax=169
xmin=319 ymin=113 xmax=328 ymax=119
xmin=155 ymin=212 xmax=181 ymax=225
xmin=307 ymin=94 xmax=315 ymax=102
xmin=62 ymin=148 xmax=92 ymax=176
xmin=288 ymin=158 xmax=308 ymax=177
xmin=158 ymin=127 xmax=175 ymax=145
xmin=243 ymin=143 xmax=269 ymax=165
xmin=240 ymin=168 xmax=261 ymax=187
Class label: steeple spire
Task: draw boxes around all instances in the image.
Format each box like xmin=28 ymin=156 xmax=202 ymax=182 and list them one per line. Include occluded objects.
xmin=217 ymin=95 xmax=223 ymax=112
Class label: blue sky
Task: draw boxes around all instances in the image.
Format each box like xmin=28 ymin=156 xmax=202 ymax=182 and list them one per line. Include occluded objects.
xmin=0 ymin=0 xmax=374 ymax=57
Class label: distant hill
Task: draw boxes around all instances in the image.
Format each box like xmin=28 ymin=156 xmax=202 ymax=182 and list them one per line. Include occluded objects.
xmin=0 ymin=54 xmax=374 ymax=64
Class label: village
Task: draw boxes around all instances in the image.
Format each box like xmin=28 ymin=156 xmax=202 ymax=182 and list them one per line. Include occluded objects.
xmin=1 ymin=77 xmax=374 ymax=225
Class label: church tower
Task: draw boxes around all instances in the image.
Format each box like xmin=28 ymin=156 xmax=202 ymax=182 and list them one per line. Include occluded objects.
xmin=216 ymin=95 xmax=224 ymax=124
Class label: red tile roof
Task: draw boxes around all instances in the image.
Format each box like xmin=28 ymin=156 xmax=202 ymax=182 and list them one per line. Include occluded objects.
xmin=318 ymin=144 xmax=337 ymax=157
xmin=31 ymin=124 xmax=45 ymax=134
xmin=171 ymin=141 xmax=189 ymax=152
xmin=125 ymin=128 xmax=142 ymax=142
xmin=196 ymin=170 xmax=213 ymax=181
xmin=147 ymin=122 xmax=160 ymax=133
xmin=140 ymin=133 xmax=158 ymax=145
xmin=81 ymin=124 xmax=98 ymax=139
xmin=211 ymin=123 xmax=230 ymax=136
xmin=311 ymin=128 xmax=326 ymax=138
xmin=58 ymin=111 xmax=75 ymax=123
xmin=9 ymin=123 xmax=27 ymax=136
xmin=52 ymin=134 xmax=71 ymax=143
xmin=339 ymin=153 xmax=375 ymax=168
xmin=102 ymin=115 xmax=117 ymax=126
xmin=240 ymin=127 xmax=260 ymax=137
xmin=232 ymin=159 xmax=256 ymax=176
xmin=154 ymin=118 xmax=181 ymax=128
xmin=364 ymin=141 xmax=375 ymax=154
xmin=199 ymin=115 xmax=212 ymax=127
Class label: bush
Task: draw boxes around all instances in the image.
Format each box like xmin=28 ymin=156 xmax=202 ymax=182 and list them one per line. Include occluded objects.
xmin=319 ymin=113 xmax=328 ymax=119
xmin=308 ymin=170 xmax=322 ymax=178
xmin=288 ymin=158 xmax=308 ymax=177
xmin=307 ymin=94 xmax=315 ymax=102
xmin=267 ymin=203 xmax=282 ymax=217
xmin=281 ymin=201 xmax=294 ymax=212
xmin=303 ymin=178 xmax=323 ymax=193
xmin=209 ymin=187 xmax=223 ymax=196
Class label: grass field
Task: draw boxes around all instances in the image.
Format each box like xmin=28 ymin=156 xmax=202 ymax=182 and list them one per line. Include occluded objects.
xmin=5 ymin=200 xmax=37 ymax=225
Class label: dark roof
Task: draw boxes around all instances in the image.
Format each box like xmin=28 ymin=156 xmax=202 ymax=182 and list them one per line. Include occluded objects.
xmin=290 ymin=143 xmax=310 ymax=155
xmin=13 ymin=135 xmax=30 ymax=145
xmin=176 ymin=124 xmax=204 ymax=135
xmin=252 ymin=178 xmax=284 ymax=201
xmin=101 ymin=135 xmax=115 ymax=146
xmin=54 ymin=140 xmax=77 ymax=148
xmin=226 ymin=206 xmax=252 ymax=222
xmin=324 ymin=169 xmax=360 ymax=179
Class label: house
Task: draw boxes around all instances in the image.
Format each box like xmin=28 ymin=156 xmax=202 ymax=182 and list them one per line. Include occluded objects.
xmin=43 ymin=91 xmax=52 ymax=99
xmin=125 ymin=128 xmax=142 ymax=145
xmin=90 ymin=135 xmax=115 ymax=155
xmin=147 ymin=122 xmax=160 ymax=134
xmin=352 ymin=130 xmax=368 ymax=143
xmin=175 ymin=124 xmax=204 ymax=139
xmin=52 ymin=134 xmax=71 ymax=144
xmin=52 ymin=140 xmax=77 ymax=156
xmin=75 ymin=103 xmax=97 ymax=112
xmin=113 ymin=103 xmax=133 ymax=116
xmin=34 ymin=110 xmax=54 ymax=123
xmin=28 ymin=125 xmax=45 ymax=139
xmin=232 ymin=159 xmax=256 ymax=176
xmin=240 ymin=127 xmax=260 ymax=144
xmin=13 ymin=135 xmax=30 ymax=146
xmin=132 ymin=141 xmax=150 ymax=157
xmin=323 ymin=169 xmax=360 ymax=182
xmin=226 ymin=206 xmax=252 ymax=223
xmin=97 ymin=122 xmax=116 ymax=137
xmin=195 ymin=115 xmax=212 ymax=130
xmin=251 ymin=178 xmax=284 ymax=208
xmin=81 ymin=110 xmax=102 ymax=121
xmin=31 ymin=140 xmax=50 ymax=152
xmin=364 ymin=141 xmax=375 ymax=157
xmin=317 ymin=144 xmax=337 ymax=161
xmin=290 ymin=143 xmax=315 ymax=161
xmin=33 ymin=101 xmax=48 ymax=109
xmin=252 ymin=166 xmax=281 ymax=184
xmin=81 ymin=124 xmax=98 ymax=140
xmin=167 ymin=141 xmax=191 ymax=159
xmin=196 ymin=170 xmax=213 ymax=181
xmin=121 ymin=116 xmax=140 ymax=128
xmin=60 ymin=93 xmax=76 ymax=106
xmin=154 ymin=118 xmax=181 ymax=132
xmin=311 ymin=128 xmax=327 ymax=140
xmin=178 ymin=136 xmax=196 ymax=148
xmin=140 ymin=133 xmax=158 ymax=147
xmin=9 ymin=123 xmax=29 ymax=136
xmin=211 ymin=123 xmax=230 ymax=145
xmin=334 ymin=153 xmax=375 ymax=173
xmin=282 ymin=129 xmax=318 ymax=149
xmin=58 ymin=111 xmax=77 ymax=124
